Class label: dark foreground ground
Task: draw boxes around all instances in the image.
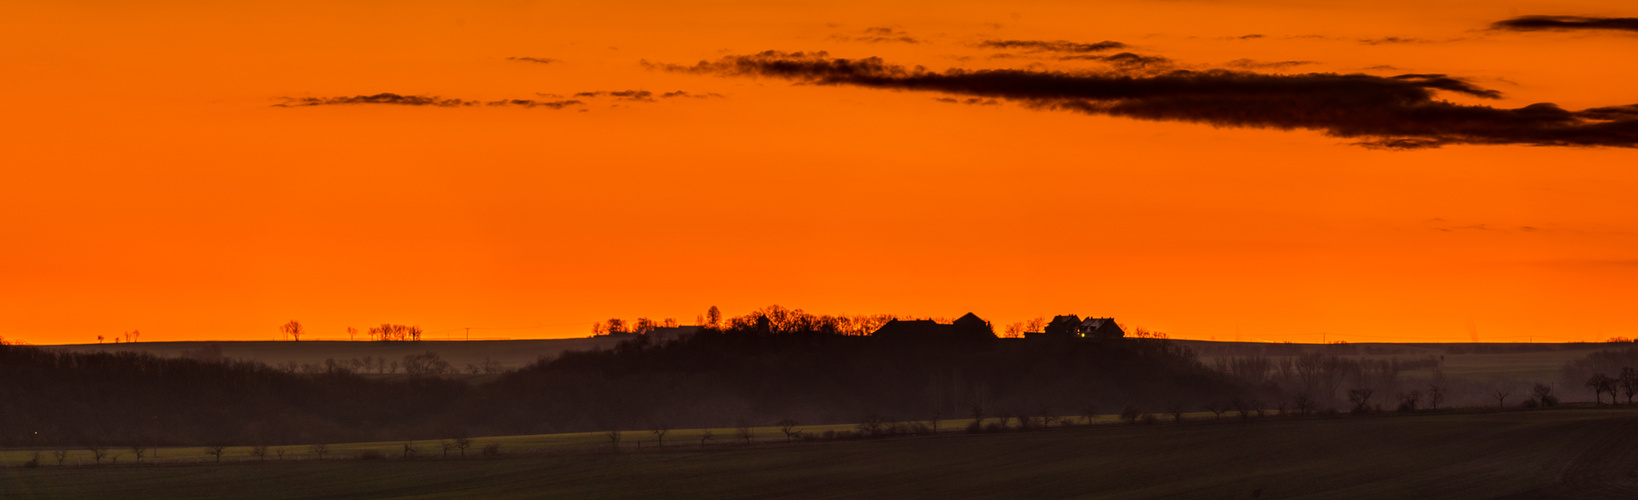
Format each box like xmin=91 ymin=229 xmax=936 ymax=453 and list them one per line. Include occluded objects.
xmin=5 ymin=408 xmax=1636 ymax=499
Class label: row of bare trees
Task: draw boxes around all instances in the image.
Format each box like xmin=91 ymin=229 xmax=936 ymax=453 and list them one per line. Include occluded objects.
xmin=278 ymin=320 xmax=423 ymax=342
xmin=1585 ymin=368 xmax=1638 ymax=404
xmin=593 ymin=305 xmax=911 ymax=338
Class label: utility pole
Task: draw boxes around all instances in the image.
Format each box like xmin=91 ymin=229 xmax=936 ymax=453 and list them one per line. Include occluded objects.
xmin=465 ymin=327 xmax=470 ymax=341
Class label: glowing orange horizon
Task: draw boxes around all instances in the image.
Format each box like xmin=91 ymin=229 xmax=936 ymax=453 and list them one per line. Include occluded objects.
xmin=2 ymin=1 xmax=1635 ymax=346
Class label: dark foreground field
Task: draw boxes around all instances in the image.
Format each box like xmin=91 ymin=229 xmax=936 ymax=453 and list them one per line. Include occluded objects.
xmin=6 ymin=408 xmax=1637 ymax=499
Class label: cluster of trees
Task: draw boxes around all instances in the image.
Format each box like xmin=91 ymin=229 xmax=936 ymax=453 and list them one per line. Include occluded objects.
xmin=275 ymin=320 xmax=425 ymax=342
xmin=476 ymin=308 xmax=1228 ymax=436
xmin=1584 ymin=368 xmax=1638 ymax=405
xmin=368 ymin=324 xmax=424 ymax=342
xmin=1566 ymin=347 xmax=1638 ymax=405
xmin=593 ymin=305 xmax=905 ymax=338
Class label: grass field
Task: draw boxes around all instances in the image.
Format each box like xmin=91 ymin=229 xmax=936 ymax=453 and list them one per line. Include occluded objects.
xmin=36 ymin=339 xmax=1620 ymax=385
xmin=1187 ymin=341 xmax=1615 ymax=383
xmin=32 ymin=338 xmax=624 ymax=374
xmin=5 ymin=408 xmax=1636 ymax=499
xmin=0 ymin=416 xmax=1139 ymax=466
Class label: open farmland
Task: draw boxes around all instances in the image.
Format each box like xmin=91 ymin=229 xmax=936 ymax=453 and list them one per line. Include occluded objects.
xmin=33 ymin=338 xmax=624 ymax=375
xmin=35 ymin=339 xmax=1623 ymax=383
xmin=5 ymin=408 xmax=1636 ymax=499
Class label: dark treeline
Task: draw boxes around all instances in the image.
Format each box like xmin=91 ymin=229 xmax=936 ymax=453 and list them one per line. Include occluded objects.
xmin=0 ymin=345 xmax=470 ymax=448
xmin=0 ymin=313 xmax=1244 ymax=448
xmin=466 ymin=320 xmax=1236 ymax=435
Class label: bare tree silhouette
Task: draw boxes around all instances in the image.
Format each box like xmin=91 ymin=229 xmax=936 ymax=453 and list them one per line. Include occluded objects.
xmin=1293 ymin=393 xmax=1316 ymax=416
xmin=777 ymin=419 xmax=800 ymax=442
xmin=1397 ymin=390 xmax=1422 ymax=412
xmin=1493 ymin=389 xmax=1511 ymax=409
xmin=606 ymin=429 xmax=622 ymax=451
xmin=1348 ymin=388 xmax=1375 ymax=414
xmin=204 ymin=445 xmax=226 ymax=463
xmin=281 ymin=320 xmax=304 ymax=341
xmin=649 ymin=423 xmax=669 ymax=448
xmin=1587 ymin=374 xmax=1617 ymax=404
xmin=85 ymin=444 xmax=108 ymax=464
xmin=1530 ymin=384 xmax=1558 ymax=407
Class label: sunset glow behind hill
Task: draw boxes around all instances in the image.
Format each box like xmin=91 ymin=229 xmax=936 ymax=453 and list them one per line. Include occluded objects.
xmin=2 ymin=1 xmax=1635 ymax=344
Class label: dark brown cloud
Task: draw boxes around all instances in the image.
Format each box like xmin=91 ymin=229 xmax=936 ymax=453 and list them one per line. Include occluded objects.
xmin=977 ymin=39 xmax=1127 ymax=53
xmin=507 ymin=57 xmax=560 ymax=65
xmin=1492 ymin=16 xmax=1638 ymax=33
xmin=572 ymin=90 xmax=655 ymax=101
xmin=655 ymin=51 xmax=1638 ymax=149
xmin=1225 ymin=59 xmax=1317 ymax=71
xmin=1060 ymin=52 xmax=1173 ymax=71
xmin=486 ymin=99 xmax=584 ymax=109
xmin=934 ymin=97 xmax=1000 ymax=106
xmin=660 ymin=91 xmax=725 ymax=99
xmin=273 ymin=93 xmax=477 ymax=107
xmin=277 ymin=89 xmax=725 ymax=109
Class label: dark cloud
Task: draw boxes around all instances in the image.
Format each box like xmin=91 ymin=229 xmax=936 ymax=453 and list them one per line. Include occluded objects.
xmin=834 ymin=27 xmax=920 ymax=44
xmin=572 ymin=90 xmax=656 ymax=101
xmin=1225 ymin=59 xmax=1317 ymax=71
xmin=273 ymin=93 xmax=477 ymax=107
xmin=1491 ymin=15 xmax=1638 ymax=33
xmin=934 ymin=97 xmax=1000 ymax=106
xmin=486 ymin=99 xmax=583 ymax=109
xmin=507 ymin=57 xmax=560 ymax=65
xmin=660 ymin=91 xmax=725 ymax=99
xmin=977 ymin=39 xmax=1127 ymax=53
xmin=1359 ymin=37 xmax=1426 ymax=45
xmin=277 ymin=89 xmax=725 ymax=110
xmin=1060 ymin=52 xmax=1173 ymax=71
xmin=656 ymin=51 xmax=1638 ymax=148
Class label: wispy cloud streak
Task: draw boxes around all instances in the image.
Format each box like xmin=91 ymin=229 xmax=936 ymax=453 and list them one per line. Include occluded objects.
xmin=656 ymin=51 xmax=1638 ymax=149
xmin=1492 ymin=16 xmax=1638 ymax=33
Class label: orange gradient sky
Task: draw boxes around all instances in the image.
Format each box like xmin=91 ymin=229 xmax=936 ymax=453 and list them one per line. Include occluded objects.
xmin=3 ymin=1 xmax=1636 ymax=344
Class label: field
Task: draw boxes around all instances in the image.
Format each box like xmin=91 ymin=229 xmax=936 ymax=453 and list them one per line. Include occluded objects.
xmin=33 ymin=338 xmax=624 ymax=375
xmin=35 ymin=339 xmax=1620 ymax=384
xmin=1185 ymin=341 xmax=1615 ymax=382
xmin=5 ymin=408 xmax=1637 ymax=499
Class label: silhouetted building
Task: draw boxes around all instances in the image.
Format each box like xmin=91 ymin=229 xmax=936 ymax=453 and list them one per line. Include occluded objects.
xmin=1079 ymin=317 xmax=1124 ymax=340
xmin=1026 ymin=314 xmax=1125 ymax=341
xmin=871 ymin=313 xmax=996 ymax=341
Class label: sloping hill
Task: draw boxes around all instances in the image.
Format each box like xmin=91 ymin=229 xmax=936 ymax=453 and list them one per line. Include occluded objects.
xmin=5 ymin=408 xmax=1635 ymax=499
xmin=34 ymin=338 xmax=623 ymax=372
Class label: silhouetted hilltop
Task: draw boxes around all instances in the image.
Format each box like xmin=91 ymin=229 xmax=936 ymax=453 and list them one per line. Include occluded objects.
xmin=468 ymin=320 xmax=1239 ymax=434
xmin=2 ymin=320 xmax=1242 ymax=446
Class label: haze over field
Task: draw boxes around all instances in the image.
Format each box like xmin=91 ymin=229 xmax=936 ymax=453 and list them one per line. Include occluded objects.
xmin=4 ymin=1 xmax=1638 ymax=345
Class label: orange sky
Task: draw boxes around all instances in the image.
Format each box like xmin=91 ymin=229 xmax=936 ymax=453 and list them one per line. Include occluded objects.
xmin=3 ymin=0 xmax=1636 ymax=344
